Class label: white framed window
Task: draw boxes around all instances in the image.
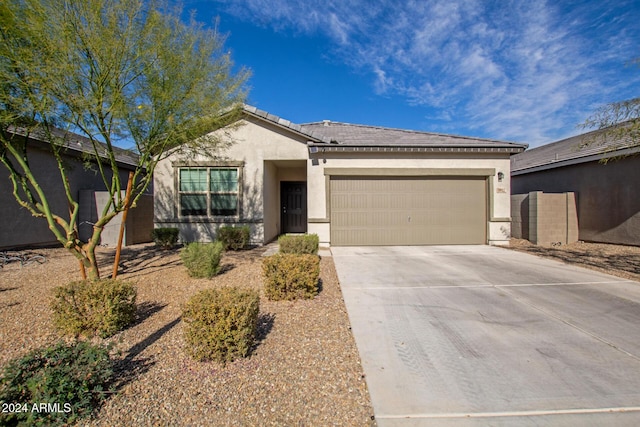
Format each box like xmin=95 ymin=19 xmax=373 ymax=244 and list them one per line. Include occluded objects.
xmin=178 ymin=166 xmax=240 ymax=217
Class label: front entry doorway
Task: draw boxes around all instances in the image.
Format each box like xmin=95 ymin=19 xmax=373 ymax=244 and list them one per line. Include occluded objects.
xmin=281 ymin=181 xmax=307 ymax=233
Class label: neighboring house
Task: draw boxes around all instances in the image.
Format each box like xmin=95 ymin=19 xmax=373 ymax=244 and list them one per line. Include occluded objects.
xmin=511 ymin=128 xmax=640 ymax=246
xmin=155 ymin=105 xmax=526 ymax=247
xmin=0 ymin=128 xmax=153 ymax=249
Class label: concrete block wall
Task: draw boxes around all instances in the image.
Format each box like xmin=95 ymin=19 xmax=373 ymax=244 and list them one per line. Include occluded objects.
xmin=511 ymin=192 xmax=578 ymax=246
xmin=566 ymin=192 xmax=579 ymax=243
xmin=510 ymin=194 xmax=529 ymax=239
xmin=533 ymin=192 xmax=564 ymax=245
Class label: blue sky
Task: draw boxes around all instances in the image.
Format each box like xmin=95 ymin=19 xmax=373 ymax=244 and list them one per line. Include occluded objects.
xmin=186 ymin=0 xmax=640 ymax=148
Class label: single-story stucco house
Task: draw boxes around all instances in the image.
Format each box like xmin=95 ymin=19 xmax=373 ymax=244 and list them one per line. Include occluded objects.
xmin=154 ymin=105 xmax=527 ymax=247
xmin=512 ymin=126 xmax=640 ymax=246
xmin=0 ymin=127 xmax=153 ymax=249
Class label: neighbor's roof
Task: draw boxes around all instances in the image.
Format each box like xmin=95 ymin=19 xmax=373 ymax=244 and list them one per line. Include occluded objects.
xmin=7 ymin=126 xmax=139 ymax=168
xmin=242 ymin=105 xmax=527 ymax=153
xmin=511 ymin=125 xmax=640 ymax=175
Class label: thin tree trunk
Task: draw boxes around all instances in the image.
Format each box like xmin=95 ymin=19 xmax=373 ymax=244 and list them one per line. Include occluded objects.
xmin=79 ymin=260 xmax=87 ymax=280
xmin=112 ymin=172 xmax=134 ymax=279
xmin=68 ymin=200 xmax=87 ymax=280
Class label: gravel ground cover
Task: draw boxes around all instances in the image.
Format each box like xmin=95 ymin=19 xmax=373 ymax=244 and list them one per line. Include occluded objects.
xmin=0 ymin=244 xmax=375 ymax=426
xmin=507 ymin=238 xmax=640 ymax=281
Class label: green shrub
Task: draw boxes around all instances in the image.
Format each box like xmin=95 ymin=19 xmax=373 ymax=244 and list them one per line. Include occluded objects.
xmin=51 ymin=279 xmax=137 ymax=338
xmin=217 ymin=226 xmax=250 ymax=250
xmin=278 ymin=234 xmax=319 ymax=255
xmin=182 ymin=287 xmax=260 ymax=364
xmin=151 ymin=227 xmax=179 ymax=249
xmin=0 ymin=341 xmax=113 ymax=426
xmin=180 ymin=241 xmax=225 ymax=278
xmin=262 ymin=253 xmax=320 ymax=301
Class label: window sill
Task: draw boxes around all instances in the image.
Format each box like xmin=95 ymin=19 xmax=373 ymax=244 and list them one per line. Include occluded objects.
xmin=165 ymin=217 xmax=264 ymax=224
xmin=176 ymin=216 xmax=240 ymax=223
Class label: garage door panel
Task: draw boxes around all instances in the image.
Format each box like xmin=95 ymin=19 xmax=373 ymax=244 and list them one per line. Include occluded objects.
xmin=333 ymin=211 xmax=405 ymax=229
xmin=336 ymin=227 xmax=413 ymax=246
xmin=331 ymin=177 xmax=487 ymax=245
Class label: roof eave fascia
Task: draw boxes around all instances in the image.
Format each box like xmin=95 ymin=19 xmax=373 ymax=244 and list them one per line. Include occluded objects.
xmin=307 ymin=142 xmax=526 ymax=154
xmin=512 ymin=145 xmax=640 ymax=175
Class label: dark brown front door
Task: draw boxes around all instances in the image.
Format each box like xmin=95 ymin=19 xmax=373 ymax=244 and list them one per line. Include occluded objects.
xmin=281 ymin=182 xmax=307 ymax=233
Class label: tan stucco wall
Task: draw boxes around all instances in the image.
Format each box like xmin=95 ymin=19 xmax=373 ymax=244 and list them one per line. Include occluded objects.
xmin=278 ymin=167 xmax=306 ymax=181
xmin=154 ymin=117 xmax=309 ymax=244
xmin=154 ymin=116 xmax=516 ymax=246
xmin=263 ymin=161 xmax=279 ymax=243
xmin=307 ymin=153 xmax=513 ymax=245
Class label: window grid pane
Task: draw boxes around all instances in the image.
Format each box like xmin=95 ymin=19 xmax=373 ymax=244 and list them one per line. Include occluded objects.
xmin=179 ymin=169 xmax=207 ymax=192
xmin=210 ymin=168 xmax=238 ymax=192
xmin=211 ymin=194 xmax=238 ymax=216
xmin=179 ymin=167 xmax=239 ymax=217
xmin=180 ymin=194 xmax=207 ymax=216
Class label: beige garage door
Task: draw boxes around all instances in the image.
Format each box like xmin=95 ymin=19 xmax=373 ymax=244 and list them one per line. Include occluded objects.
xmin=330 ymin=176 xmax=487 ymax=245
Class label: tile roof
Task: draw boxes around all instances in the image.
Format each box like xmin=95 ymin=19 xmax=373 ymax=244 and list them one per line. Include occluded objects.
xmin=301 ymin=120 xmax=526 ymax=149
xmin=242 ymin=105 xmax=526 ymax=151
xmin=511 ymin=125 xmax=640 ymax=174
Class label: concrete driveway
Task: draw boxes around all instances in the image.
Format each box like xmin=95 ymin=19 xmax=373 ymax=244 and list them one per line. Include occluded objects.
xmin=331 ymin=245 xmax=640 ymax=426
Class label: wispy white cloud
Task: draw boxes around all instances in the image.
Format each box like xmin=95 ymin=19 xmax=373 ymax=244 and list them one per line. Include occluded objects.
xmin=210 ymin=0 xmax=640 ymax=145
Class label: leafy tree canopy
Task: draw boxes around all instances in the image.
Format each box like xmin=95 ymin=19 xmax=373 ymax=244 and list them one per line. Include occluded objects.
xmin=0 ymin=0 xmax=249 ymax=279
xmin=580 ymin=58 xmax=639 ymax=155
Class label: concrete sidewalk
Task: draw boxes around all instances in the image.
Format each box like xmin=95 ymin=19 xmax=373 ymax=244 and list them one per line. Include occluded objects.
xmin=332 ymin=246 xmax=640 ymax=426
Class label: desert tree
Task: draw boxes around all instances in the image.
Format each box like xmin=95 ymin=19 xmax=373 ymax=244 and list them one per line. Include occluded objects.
xmin=0 ymin=0 xmax=249 ymax=279
xmin=579 ymin=58 xmax=640 ymax=160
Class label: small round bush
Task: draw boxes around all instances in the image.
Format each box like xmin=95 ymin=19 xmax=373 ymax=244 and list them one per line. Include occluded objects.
xmin=182 ymin=287 xmax=260 ymax=364
xmin=151 ymin=227 xmax=180 ymax=249
xmin=262 ymin=253 xmax=320 ymax=301
xmin=51 ymin=279 xmax=137 ymax=338
xmin=0 ymin=341 xmax=113 ymax=426
xmin=217 ymin=226 xmax=250 ymax=250
xmin=278 ymin=233 xmax=319 ymax=255
xmin=180 ymin=241 xmax=225 ymax=278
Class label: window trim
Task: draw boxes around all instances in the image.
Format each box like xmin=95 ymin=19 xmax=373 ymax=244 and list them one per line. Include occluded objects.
xmin=173 ymin=161 xmax=244 ymax=220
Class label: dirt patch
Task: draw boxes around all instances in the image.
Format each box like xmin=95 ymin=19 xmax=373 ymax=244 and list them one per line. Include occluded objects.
xmin=507 ymin=239 xmax=640 ymax=282
xmin=0 ymin=244 xmax=375 ymax=426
